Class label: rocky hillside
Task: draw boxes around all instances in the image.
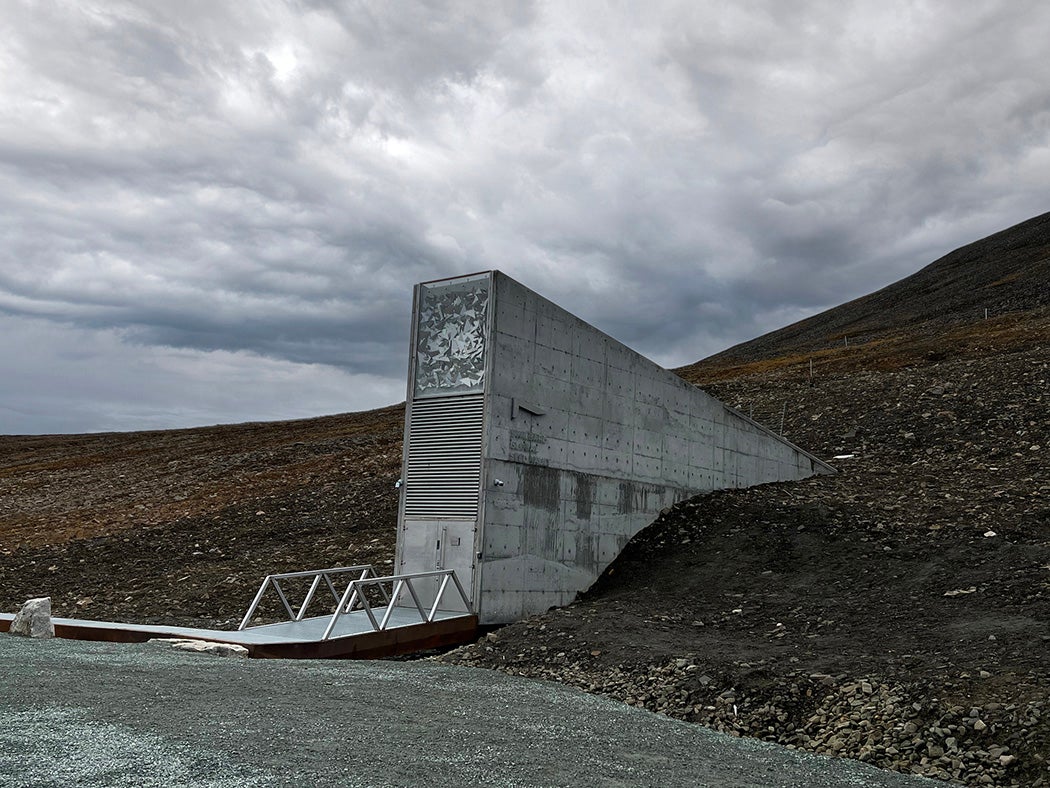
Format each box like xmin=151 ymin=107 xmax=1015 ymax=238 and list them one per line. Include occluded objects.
xmin=440 ymin=325 xmax=1049 ymax=787
xmin=0 ymin=408 xmax=403 ymax=627
xmin=2 ymin=214 xmax=1049 ymax=785
xmin=437 ymin=215 xmax=1050 ymax=787
xmin=682 ymin=210 xmax=1050 ymax=381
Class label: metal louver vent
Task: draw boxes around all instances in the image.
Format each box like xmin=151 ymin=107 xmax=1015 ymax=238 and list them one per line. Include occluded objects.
xmin=404 ymin=393 xmax=484 ymax=519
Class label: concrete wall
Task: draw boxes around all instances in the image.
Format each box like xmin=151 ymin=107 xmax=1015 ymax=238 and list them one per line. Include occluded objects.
xmin=476 ymin=272 xmax=832 ymax=623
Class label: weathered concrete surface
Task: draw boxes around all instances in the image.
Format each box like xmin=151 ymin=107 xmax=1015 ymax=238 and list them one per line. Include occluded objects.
xmin=479 ymin=272 xmax=833 ymax=621
xmin=397 ymin=271 xmax=834 ymax=624
xmin=396 ymin=275 xmax=831 ymax=626
xmin=9 ymin=597 xmax=54 ymax=639
xmin=0 ymin=637 xmax=930 ymax=788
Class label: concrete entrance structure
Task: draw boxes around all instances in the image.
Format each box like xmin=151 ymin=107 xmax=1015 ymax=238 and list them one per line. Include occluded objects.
xmin=396 ymin=271 xmax=834 ymax=624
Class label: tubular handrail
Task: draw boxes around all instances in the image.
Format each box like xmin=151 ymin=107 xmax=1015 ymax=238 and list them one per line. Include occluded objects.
xmin=319 ymin=569 xmax=472 ymax=640
xmin=237 ymin=565 xmax=384 ymax=631
xmin=238 ymin=565 xmax=473 ymax=641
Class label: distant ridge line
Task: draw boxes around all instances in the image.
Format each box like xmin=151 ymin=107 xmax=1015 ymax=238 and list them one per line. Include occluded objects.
xmin=695 ymin=211 xmax=1050 ymax=368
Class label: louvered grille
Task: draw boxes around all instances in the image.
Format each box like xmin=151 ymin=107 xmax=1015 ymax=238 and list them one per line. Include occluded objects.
xmin=403 ymin=394 xmax=484 ymax=518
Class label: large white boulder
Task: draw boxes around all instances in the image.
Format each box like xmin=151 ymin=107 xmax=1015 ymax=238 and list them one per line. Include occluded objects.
xmin=9 ymin=597 xmax=55 ymax=639
xmin=147 ymin=638 xmax=249 ymax=658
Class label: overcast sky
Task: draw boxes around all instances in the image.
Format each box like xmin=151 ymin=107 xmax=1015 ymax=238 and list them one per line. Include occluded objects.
xmin=1 ymin=1 xmax=1048 ymax=434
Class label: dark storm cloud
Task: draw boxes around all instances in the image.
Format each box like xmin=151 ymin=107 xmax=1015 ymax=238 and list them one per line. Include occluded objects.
xmin=1 ymin=0 xmax=1049 ymax=432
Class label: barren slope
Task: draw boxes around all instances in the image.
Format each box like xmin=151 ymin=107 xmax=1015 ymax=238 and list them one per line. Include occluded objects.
xmin=683 ymin=210 xmax=1050 ymax=381
xmin=436 ymin=216 xmax=1050 ymax=787
xmin=441 ymin=320 xmax=1049 ymax=787
xmin=0 ymin=407 xmax=404 ymax=626
xmin=2 ymin=214 xmax=1049 ymax=785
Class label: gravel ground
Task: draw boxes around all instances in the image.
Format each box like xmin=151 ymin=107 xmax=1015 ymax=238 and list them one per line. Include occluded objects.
xmin=0 ymin=636 xmax=931 ymax=788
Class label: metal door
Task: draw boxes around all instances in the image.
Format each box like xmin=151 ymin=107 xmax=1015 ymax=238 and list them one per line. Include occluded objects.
xmin=397 ymin=519 xmax=474 ymax=612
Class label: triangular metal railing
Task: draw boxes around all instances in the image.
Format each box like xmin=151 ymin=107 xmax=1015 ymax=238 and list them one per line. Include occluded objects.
xmin=238 ymin=566 xmax=472 ymax=641
xmin=320 ymin=569 xmax=471 ymax=641
xmin=237 ymin=565 xmax=382 ymax=631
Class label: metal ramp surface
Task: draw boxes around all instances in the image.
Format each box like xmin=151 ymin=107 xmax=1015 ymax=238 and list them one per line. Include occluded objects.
xmin=0 ymin=567 xmax=478 ymax=659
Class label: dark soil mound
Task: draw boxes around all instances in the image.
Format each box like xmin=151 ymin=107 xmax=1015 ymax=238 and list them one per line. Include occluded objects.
xmin=443 ymin=335 xmax=1050 ymax=787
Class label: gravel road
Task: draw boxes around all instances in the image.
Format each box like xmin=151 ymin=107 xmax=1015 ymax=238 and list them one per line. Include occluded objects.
xmin=0 ymin=637 xmax=931 ymax=788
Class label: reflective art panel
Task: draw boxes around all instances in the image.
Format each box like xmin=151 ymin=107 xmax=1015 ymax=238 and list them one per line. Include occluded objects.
xmin=414 ymin=275 xmax=489 ymax=396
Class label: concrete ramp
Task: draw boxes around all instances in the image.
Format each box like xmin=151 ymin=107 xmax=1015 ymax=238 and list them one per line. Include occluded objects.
xmin=396 ymin=271 xmax=834 ymax=625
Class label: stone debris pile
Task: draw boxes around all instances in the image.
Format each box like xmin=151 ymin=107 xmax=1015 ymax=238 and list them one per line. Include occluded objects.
xmin=440 ymin=643 xmax=1047 ymax=787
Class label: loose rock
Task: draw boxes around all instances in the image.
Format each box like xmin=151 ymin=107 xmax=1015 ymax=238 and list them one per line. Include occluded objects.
xmin=9 ymin=597 xmax=55 ymax=639
xmin=148 ymin=638 xmax=249 ymax=658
